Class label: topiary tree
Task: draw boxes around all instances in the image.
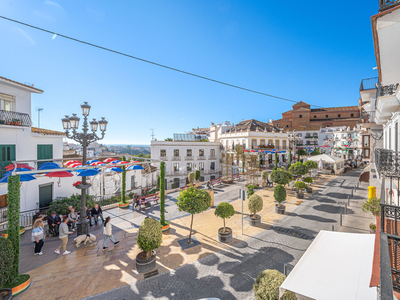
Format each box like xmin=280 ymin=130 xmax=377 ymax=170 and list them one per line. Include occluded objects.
xmin=294 ymin=180 xmax=307 ymax=192
xmin=304 ymin=177 xmax=313 ymax=185
xmin=195 ymin=170 xmax=201 ymax=182
xmin=289 ymin=162 xmax=309 ymax=177
xmin=121 ymin=156 xmax=127 ymax=204
xmin=362 ymin=197 xmax=381 ymax=217
xmin=0 ymin=237 xmax=14 ymax=287
xmin=137 ymin=217 xmax=163 ymax=259
xmin=247 ymin=185 xmax=255 ymax=198
xmin=274 ymin=184 xmax=287 ymax=207
xmin=214 ymin=202 xmax=235 ymax=233
xmin=7 ymin=175 xmax=20 ymax=285
xmin=288 ymin=150 xmax=292 ymax=166
xmin=304 ymin=160 xmax=318 ymax=175
xmin=253 ymin=269 xmax=297 ymax=300
xmin=188 ymin=172 xmax=195 ymax=185
xmin=274 ymin=152 xmax=278 ymax=170
xmin=176 ymin=186 xmax=211 ymax=244
xmin=159 ymin=162 xmax=167 ymax=227
xmin=261 ymin=170 xmax=269 ymax=185
xmin=248 ymin=194 xmax=263 ymax=218
xmin=271 ymin=169 xmax=293 ymax=186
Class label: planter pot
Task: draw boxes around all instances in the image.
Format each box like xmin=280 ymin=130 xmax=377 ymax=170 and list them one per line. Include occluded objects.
xmin=306 ymin=187 xmax=313 ymax=193
xmin=295 ymin=191 xmax=304 ymax=199
xmin=218 ymin=227 xmax=233 ymax=243
xmin=248 ymin=215 xmax=261 ymax=226
xmin=0 ymin=288 xmax=12 ymax=300
xmin=75 ymin=183 xmax=92 ymax=190
xmin=9 ymin=274 xmax=30 ymax=296
xmin=275 ymin=204 xmax=286 ymax=214
xmin=222 ymin=180 xmax=233 ymax=184
xmin=161 ymin=222 xmax=170 ymax=232
xmin=2 ymin=226 xmax=25 ymax=238
xmin=136 ymin=250 xmax=156 ymax=273
xmin=118 ymin=202 xmax=129 ymax=208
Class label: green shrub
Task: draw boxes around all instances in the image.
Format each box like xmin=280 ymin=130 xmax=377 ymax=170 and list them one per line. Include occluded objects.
xmin=248 ymin=194 xmax=263 ymax=217
xmin=128 ymin=192 xmax=134 ymax=199
xmin=148 ymin=188 xmax=160 ymax=195
xmin=274 ymin=184 xmax=286 ymax=206
xmin=7 ymin=175 xmax=20 ymax=285
xmin=0 ymin=237 xmax=14 ymax=287
xmin=176 ymin=186 xmax=211 ymax=243
xmin=304 ymin=160 xmax=318 ymax=170
xmin=188 ymin=172 xmax=195 ymax=184
xmin=215 ymin=202 xmax=235 ymax=233
xmin=253 ymin=269 xmax=297 ymax=300
xmin=271 ymin=169 xmax=293 ymax=185
xmin=261 ymin=170 xmax=269 ymax=182
xmin=159 ymin=161 xmax=167 ymax=226
xmin=195 ymin=170 xmax=201 ymax=182
xmin=304 ymin=177 xmax=313 ymax=184
xmin=137 ymin=217 xmax=162 ymax=259
xmin=121 ymin=156 xmax=127 ymax=204
xmin=362 ymin=197 xmax=381 ymax=217
xmin=247 ymin=185 xmax=255 ymax=198
xmin=294 ymin=181 xmax=307 ymax=190
xmin=288 ymin=162 xmax=309 ymax=176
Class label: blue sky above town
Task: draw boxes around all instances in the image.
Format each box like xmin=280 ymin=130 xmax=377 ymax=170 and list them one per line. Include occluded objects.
xmin=0 ymin=0 xmax=379 ymax=144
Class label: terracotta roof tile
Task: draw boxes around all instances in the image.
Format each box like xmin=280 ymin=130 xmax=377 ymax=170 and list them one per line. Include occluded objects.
xmin=31 ymin=127 xmax=65 ymax=136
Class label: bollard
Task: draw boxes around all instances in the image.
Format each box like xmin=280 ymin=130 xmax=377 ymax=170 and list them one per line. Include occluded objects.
xmin=340 ymin=213 xmax=342 ymax=226
xmin=284 ymin=263 xmax=288 ymax=276
xmin=347 ymin=195 xmax=350 ymax=206
xmin=332 ymin=224 xmax=334 ymax=231
xmin=345 ymin=203 xmax=347 ymax=215
xmin=351 ymin=189 xmax=353 ymax=198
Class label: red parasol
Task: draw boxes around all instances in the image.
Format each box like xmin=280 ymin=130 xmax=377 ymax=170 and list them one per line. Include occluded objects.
xmin=64 ymin=160 xmax=81 ymax=166
xmin=92 ymin=162 xmax=106 ymax=166
xmin=69 ymin=162 xmax=82 ymax=168
xmin=45 ymin=171 xmax=73 ymax=178
xmin=117 ymin=161 xmax=130 ymax=164
xmin=5 ymin=163 xmax=34 ymax=170
xmin=103 ymin=158 xmax=116 ymax=163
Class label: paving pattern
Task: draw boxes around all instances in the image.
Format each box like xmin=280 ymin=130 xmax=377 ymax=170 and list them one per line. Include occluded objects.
xmin=83 ymin=169 xmax=373 ymax=300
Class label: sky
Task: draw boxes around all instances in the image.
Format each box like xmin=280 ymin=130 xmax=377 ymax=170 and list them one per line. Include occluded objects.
xmin=0 ymin=0 xmax=379 ymax=144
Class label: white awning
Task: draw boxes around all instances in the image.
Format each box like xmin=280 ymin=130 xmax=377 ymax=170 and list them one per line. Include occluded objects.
xmin=279 ymin=231 xmax=376 ymax=300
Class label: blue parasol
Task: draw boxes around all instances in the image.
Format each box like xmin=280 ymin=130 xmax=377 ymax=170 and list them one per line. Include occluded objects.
xmin=86 ymin=160 xmax=99 ymax=164
xmin=76 ymin=169 xmax=100 ymax=177
xmin=126 ymin=165 xmax=144 ymax=170
xmin=0 ymin=173 xmax=36 ymax=183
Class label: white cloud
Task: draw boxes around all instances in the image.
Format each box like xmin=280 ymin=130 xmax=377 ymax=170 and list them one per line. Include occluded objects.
xmin=15 ymin=27 xmax=36 ymax=45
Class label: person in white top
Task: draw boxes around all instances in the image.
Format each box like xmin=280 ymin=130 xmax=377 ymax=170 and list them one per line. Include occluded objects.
xmin=102 ymin=216 xmax=119 ymax=251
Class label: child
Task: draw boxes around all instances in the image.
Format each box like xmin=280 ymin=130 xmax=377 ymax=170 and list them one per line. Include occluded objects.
xmin=102 ymin=216 xmax=119 ymax=251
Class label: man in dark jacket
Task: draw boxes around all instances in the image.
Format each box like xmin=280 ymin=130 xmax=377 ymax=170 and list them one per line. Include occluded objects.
xmin=86 ymin=207 xmax=93 ymax=227
xmin=91 ymin=204 xmax=104 ymax=224
xmin=47 ymin=211 xmax=61 ymax=235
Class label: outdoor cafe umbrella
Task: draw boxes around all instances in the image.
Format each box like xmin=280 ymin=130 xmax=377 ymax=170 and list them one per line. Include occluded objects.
xmin=103 ymin=158 xmax=116 ymax=163
xmin=68 ymin=162 xmax=82 ymax=168
xmin=0 ymin=173 xmax=36 ymax=183
xmin=110 ymin=167 xmax=123 ymax=172
xmin=5 ymin=163 xmax=34 ymax=171
xmin=86 ymin=160 xmax=99 ymax=164
xmin=126 ymin=165 xmax=144 ymax=170
xmin=110 ymin=160 xmax=121 ymax=164
xmin=91 ymin=162 xmax=105 ymax=166
xmin=2 ymin=168 xmax=37 ymax=178
xmin=77 ymin=169 xmax=100 ymax=177
xmin=318 ymin=158 xmax=323 ymax=170
xmin=44 ymin=171 xmax=73 ymax=178
xmin=64 ymin=160 xmax=81 ymax=166
xmin=38 ymin=163 xmax=60 ymax=170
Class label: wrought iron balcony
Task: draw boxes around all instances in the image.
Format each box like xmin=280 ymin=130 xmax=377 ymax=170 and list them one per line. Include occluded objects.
xmin=380 ymin=0 xmax=400 ymax=12
xmin=209 ymin=155 xmax=217 ymax=160
xmin=359 ymin=77 xmax=378 ymax=91
xmin=197 ymin=156 xmax=206 ymax=160
xmin=380 ymin=83 xmax=399 ymax=97
xmin=375 ymin=149 xmax=400 ymax=178
xmin=0 ymin=110 xmax=31 ymax=127
xmin=171 ymin=156 xmax=181 ymax=161
xmin=185 ymin=156 xmax=193 ymax=160
xmin=160 ymin=156 xmax=168 ymax=161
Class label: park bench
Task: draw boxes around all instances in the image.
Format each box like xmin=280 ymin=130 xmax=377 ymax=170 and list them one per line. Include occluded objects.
xmin=233 ymin=173 xmax=241 ymax=180
xmin=210 ymin=178 xmax=222 ymax=187
xmin=134 ymin=194 xmax=159 ymax=210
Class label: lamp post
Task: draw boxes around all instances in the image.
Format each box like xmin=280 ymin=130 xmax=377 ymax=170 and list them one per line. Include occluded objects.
xmin=61 ymin=102 xmax=108 ymax=235
xmin=288 ymin=130 xmax=300 ymax=163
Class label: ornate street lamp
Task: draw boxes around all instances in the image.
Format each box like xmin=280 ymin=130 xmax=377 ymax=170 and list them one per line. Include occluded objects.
xmin=288 ymin=129 xmax=300 ymax=162
xmin=61 ymin=102 xmax=108 ymax=235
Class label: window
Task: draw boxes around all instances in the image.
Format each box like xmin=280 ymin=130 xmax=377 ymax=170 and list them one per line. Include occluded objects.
xmin=174 ymin=149 xmax=179 ymax=157
xmin=299 ymin=115 xmax=302 ymax=118
xmin=173 ymin=163 xmax=179 ymax=172
xmin=210 ymin=162 xmax=215 ymax=170
xmin=199 ymin=149 xmax=204 ymax=157
xmin=286 ymin=125 xmax=289 ymax=128
xmin=187 ymin=149 xmax=192 ymax=157
xmin=210 ymin=176 xmax=215 ymax=180
xmin=0 ymin=194 xmax=7 ymax=208
xmin=282 ymin=140 xmax=287 ymax=149
xmin=187 ymin=162 xmax=192 ymax=171
xmin=252 ymin=139 xmax=257 ymax=149
xmin=0 ymin=93 xmax=14 ymax=111
xmin=131 ymin=175 xmax=135 ymax=188
xmin=363 ymin=135 xmax=369 ymax=147
xmin=351 ymin=113 xmax=354 ymax=117
xmin=200 ymin=176 xmax=204 ymax=182
xmin=160 ymin=149 xmax=166 ymax=157
xmin=210 ymin=149 xmax=215 ymax=156
xmin=338 ymin=114 xmax=341 ymax=118
xmin=325 ymin=115 xmax=328 ymax=118
xmin=173 ymin=178 xmax=180 ymax=188
xmin=0 ymin=145 xmax=16 ymax=177
xmin=364 ymin=149 xmax=370 ymax=158
xmin=37 ymin=145 xmax=53 ymax=166
xmin=4 ymin=101 xmax=12 ymax=111
xmin=199 ymin=162 xmax=204 ymax=170
xmin=314 ymin=115 xmax=316 ymax=119
xmin=275 ymin=140 xmax=280 ymax=149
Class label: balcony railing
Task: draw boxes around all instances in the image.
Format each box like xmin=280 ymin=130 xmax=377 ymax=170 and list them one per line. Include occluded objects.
xmin=360 ymin=77 xmax=378 ymax=91
xmin=198 ymin=156 xmax=206 ymax=160
xmin=380 ymin=83 xmax=399 ymax=97
xmin=185 ymin=156 xmax=193 ymax=160
xmin=380 ymin=0 xmax=400 ymax=12
xmin=160 ymin=156 xmax=168 ymax=161
xmin=171 ymin=156 xmax=181 ymax=161
xmin=375 ymin=149 xmax=400 ymax=178
xmin=209 ymin=155 xmax=217 ymax=160
xmin=0 ymin=110 xmax=31 ymax=127
xmin=305 ymin=136 xmax=318 ymax=139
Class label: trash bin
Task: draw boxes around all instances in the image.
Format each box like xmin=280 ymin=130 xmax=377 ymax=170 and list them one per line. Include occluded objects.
xmin=368 ymin=186 xmax=376 ymax=199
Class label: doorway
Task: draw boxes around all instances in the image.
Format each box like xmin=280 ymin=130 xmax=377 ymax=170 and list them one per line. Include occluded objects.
xmin=39 ymin=184 xmax=53 ymax=208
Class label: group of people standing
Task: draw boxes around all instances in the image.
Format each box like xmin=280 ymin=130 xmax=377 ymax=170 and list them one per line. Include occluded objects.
xmin=31 ymin=203 xmax=119 ymax=256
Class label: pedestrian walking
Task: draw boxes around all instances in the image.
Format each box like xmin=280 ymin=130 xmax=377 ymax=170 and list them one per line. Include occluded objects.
xmin=55 ymin=217 xmax=73 ymax=255
xmin=32 ymin=219 xmax=45 ymax=255
xmin=102 ymin=216 xmax=119 ymax=251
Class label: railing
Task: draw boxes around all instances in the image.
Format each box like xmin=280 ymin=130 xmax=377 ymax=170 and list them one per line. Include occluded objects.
xmin=375 ymin=149 xmax=400 ymax=178
xmin=171 ymin=156 xmax=181 ymax=161
xmin=185 ymin=156 xmax=193 ymax=160
xmin=381 ymin=83 xmax=399 ymax=97
xmin=209 ymin=155 xmax=217 ymax=160
xmin=160 ymin=156 xmax=168 ymax=161
xmin=305 ymin=136 xmax=318 ymax=139
xmin=380 ymin=0 xmax=400 ymax=12
xmin=360 ymin=77 xmax=379 ymax=91
xmin=381 ymin=232 xmax=395 ymax=299
xmin=0 ymin=110 xmax=32 ymax=127
xmin=1 ymin=205 xmax=50 ymax=231
xmin=198 ymin=156 xmax=206 ymax=160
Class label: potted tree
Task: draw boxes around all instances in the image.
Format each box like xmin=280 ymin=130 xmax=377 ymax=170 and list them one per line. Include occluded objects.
xmin=304 ymin=177 xmax=313 ymax=193
xmin=304 ymin=160 xmax=318 ymax=176
xmin=214 ymin=202 xmax=235 ymax=243
xmin=0 ymin=238 xmax=13 ymax=300
xmin=288 ymin=162 xmax=309 ymax=180
xmin=159 ymin=162 xmax=169 ymax=232
xmin=361 ymin=197 xmax=381 ymax=233
xmin=253 ymin=269 xmax=297 ymax=300
xmin=294 ymin=181 xmax=307 ymax=199
xmin=188 ymin=172 xmax=195 ymax=186
xmin=248 ymin=194 xmax=263 ymax=226
xmin=194 ymin=170 xmax=201 ymax=187
xmin=261 ymin=170 xmax=269 ymax=187
xmin=136 ymin=217 xmax=162 ymax=273
xmin=270 ymin=169 xmax=293 ymax=187
xmin=176 ymin=186 xmax=211 ymax=244
xmin=274 ymin=184 xmax=287 ymax=214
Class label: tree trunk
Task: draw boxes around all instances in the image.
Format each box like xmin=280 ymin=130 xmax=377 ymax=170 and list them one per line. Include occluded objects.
xmin=145 ymin=250 xmax=151 ymax=259
xmin=188 ymin=214 xmax=194 ymax=244
xmin=223 ymin=218 xmax=226 ymax=233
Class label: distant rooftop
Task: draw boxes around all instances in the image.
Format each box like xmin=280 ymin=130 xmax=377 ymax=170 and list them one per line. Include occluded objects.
xmin=31 ymin=127 xmax=65 ymax=136
xmin=173 ymin=133 xmax=208 ymax=141
xmin=0 ymin=76 xmax=44 ymax=93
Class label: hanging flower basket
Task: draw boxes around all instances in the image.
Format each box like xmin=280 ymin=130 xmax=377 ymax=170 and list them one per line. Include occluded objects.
xmin=73 ymin=181 xmax=91 ymax=189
